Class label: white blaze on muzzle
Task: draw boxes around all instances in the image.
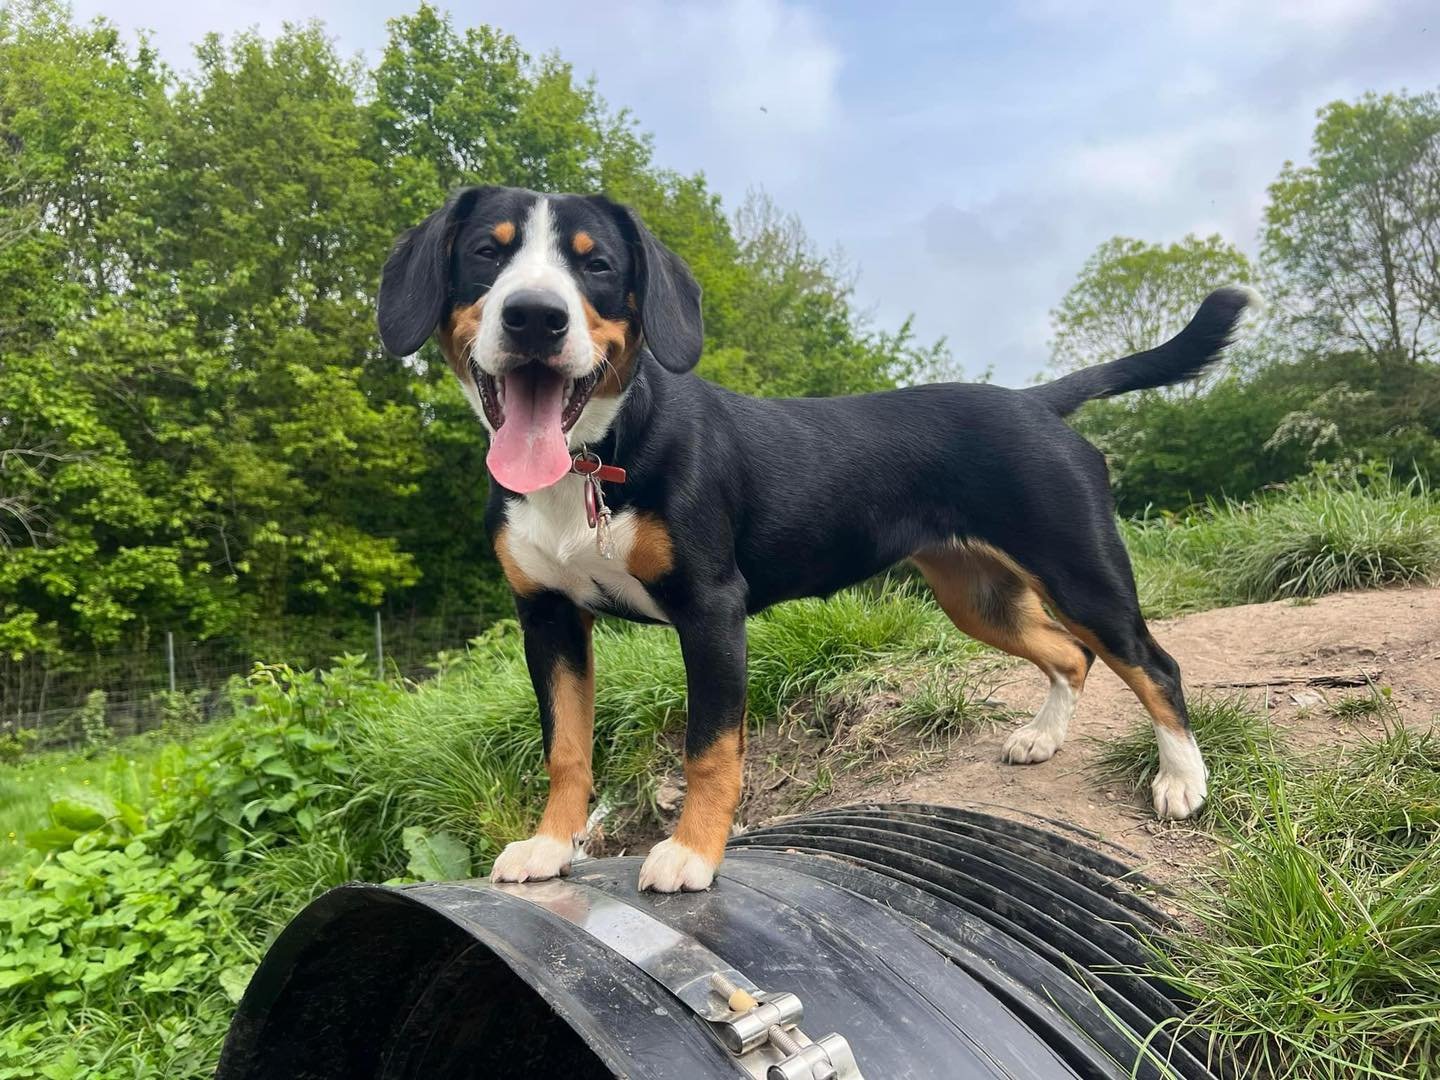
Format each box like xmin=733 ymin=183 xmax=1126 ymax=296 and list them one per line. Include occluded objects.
xmin=470 ymin=198 xmax=601 ymax=494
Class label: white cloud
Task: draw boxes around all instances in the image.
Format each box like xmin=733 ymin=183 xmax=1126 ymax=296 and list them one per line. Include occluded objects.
xmin=679 ymin=0 xmax=841 ymax=136
xmin=1171 ymin=0 xmax=1387 ymax=36
xmin=1062 ymin=114 xmax=1267 ymax=202
xmin=468 ymin=0 xmax=844 ymax=196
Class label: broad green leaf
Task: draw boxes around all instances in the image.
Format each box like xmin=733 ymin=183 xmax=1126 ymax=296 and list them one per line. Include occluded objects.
xmin=402 ymin=826 xmax=472 ymax=882
xmin=219 ymin=965 xmax=256 ymax=1004
xmin=259 ymin=759 xmax=299 ymax=781
xmin=24 ymin=826 xmax=83 ymax=854
xmin=48 ymin=797 xmax=110 ymax=833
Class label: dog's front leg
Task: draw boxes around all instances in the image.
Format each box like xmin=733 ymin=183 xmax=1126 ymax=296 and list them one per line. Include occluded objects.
xmin=491 ymin=592 xmax=594 ymax=883
xmin=639 ymin=595 xmax=747 ymax=893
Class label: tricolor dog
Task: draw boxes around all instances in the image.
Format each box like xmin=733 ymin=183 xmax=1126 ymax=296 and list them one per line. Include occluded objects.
xmin=378 ymin=186 xmax=1258 ymax=893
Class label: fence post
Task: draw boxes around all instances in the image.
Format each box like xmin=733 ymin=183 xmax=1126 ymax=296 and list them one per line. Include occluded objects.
xmin=374 ymin=611 xmax=384 ymax=678
xmin=166 ymin=631 xmax=176 ymax=694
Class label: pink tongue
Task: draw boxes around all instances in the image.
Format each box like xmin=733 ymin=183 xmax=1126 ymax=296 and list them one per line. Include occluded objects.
xmin=487 ymin=367 xmax=572 ymax=494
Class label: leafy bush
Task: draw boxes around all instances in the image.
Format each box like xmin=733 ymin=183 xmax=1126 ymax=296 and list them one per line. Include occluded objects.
xmin=0 ymin=658 xmax=403 ymax=1078
xmin=0 ymin=840 xmax=249 ymax=1079
xmin=1078 ymin=353 xmax=1440 ymax=517
xmin=77 ymin=690 xmax=111 ymax=751
xmin=0 ymin=725 xmax=38 ymax=765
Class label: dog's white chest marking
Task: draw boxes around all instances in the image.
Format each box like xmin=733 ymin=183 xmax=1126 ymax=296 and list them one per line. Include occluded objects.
xmin=504 ymin=477 xmax=669 ymax=622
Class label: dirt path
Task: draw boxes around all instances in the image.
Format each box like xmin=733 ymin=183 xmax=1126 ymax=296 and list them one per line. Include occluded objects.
xmin=768 ymin=585 xmax=1440 ymax=886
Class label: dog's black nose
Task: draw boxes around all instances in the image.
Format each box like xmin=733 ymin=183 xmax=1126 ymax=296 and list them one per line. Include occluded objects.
xmin=500 ymin=289 xmax=569 ymax=353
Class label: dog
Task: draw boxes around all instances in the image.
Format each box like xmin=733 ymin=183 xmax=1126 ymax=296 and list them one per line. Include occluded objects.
xmin=377 ymin=186 xmax=1258 ymax=893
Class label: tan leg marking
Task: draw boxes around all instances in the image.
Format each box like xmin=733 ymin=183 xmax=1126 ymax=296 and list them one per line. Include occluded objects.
xmin=1053 ymin=620 xmax=1188 ymax=734
xmin=492 ymin=617 xmax=595 ymax=881
xmin=1053 ymin=618 xmax=1207 ymax=819
xmin=537 ymin=640 xmax=596 ymax=844
xmin=915 ymin=542 xmax=1089 ymax=764
xmin=914 ymin=544 xmax=1089 ymax=690
xmin=493 ymin=524 xmax=541 ymax=597
xmin=672 ymin=727 xmax=745 ymax=864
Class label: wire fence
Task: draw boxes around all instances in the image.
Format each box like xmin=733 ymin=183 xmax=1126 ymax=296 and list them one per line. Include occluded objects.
xmin=0 ymin=608 xmax=506 ymax=752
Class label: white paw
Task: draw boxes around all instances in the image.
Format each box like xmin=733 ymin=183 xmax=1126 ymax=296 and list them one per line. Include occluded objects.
xmin=1152 ymin=726 xmax=1208 ymax=819
xmin=637 ymin=838 xmax=717 ymax=893
xmin=1002 ymin=676 xmax=1075 ymax=764
xmin=1002 ymin=722 xmax=1064 ymax=764
xmin=490 ymin=833 xmax=576 ymax=883
xmin=1152 ymin=769 xmax=1207 ymax=819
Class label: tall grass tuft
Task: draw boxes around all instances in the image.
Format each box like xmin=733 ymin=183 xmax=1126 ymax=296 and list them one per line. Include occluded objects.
xmin=1222 ymin=476 xmax=1440 ymax=602
xmin=1156 ymin=720 xmax=1440 ymax=1078
xmin=1120 ymin=473 xmax=1440 ymax=617
xmin=1090 ymin=695 xmax=1287 ymax=826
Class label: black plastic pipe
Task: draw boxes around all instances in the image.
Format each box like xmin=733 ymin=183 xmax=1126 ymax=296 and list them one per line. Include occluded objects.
xmin=217 ymin=804 xmax=1218 ymax=1079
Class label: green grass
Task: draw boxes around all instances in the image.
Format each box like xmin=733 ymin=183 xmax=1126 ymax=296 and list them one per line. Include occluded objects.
xmin=4 ymin=468 xmax=1439 ymax=1078
xmin=345 ymin=580 xmax=967 ymax=866
xmin=1157 ymin=721 xmax=1440 ymax=1079
xmin=1091 ymin=695 xmax=1288 ymax=827
xmin=1328 ymin=688 xmax=1393 ymax=722
xmin=1097 ymin=697 xmax=1440 ymax=1078
xmin=1122 ymin=473 xmax=1440 ymax=617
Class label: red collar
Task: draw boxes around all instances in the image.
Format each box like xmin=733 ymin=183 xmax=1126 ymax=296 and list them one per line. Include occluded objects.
xmin=571 ymin=451 xmax=626 ymax=484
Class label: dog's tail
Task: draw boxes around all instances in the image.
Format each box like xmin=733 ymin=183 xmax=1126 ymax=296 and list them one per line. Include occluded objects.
xmin=1029 ymin=285 xmax=1263 ymax=418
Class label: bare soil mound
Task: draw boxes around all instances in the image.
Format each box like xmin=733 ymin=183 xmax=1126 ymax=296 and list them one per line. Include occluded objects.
xmin=746 ymin=586 xmax=1440 ymax=886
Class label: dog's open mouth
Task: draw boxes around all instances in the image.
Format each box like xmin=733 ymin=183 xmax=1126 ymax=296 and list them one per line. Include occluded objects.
xmin=476 ymin=363 xmax=601 ymax=494
xmin=476 ymin=365 xmax=599 ymax=435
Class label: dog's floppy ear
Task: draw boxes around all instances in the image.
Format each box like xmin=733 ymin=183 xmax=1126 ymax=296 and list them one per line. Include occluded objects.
xmin=614 ymin=203 xmax=704 ymax=374
xmin=377 ymin=186 xmax=490 ymax=356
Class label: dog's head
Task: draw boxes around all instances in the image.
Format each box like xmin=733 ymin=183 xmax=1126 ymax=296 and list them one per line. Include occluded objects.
xmin=378 ymin=187 xmax=702 ymax=493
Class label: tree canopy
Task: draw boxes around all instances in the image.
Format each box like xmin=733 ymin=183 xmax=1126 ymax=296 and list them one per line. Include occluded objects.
xmin=1048 ymin=234 xmax=1255 ymax=378
xmin=1265 ymin=90 xmax=1440 ymax=366
xmin=0 ymin=1 xmax=943 ymax=668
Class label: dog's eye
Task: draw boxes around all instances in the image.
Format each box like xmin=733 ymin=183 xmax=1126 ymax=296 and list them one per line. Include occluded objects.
xmin=586 ymin=257 xmax=612 ymax=274
xmin=475 ymin=244 xmax=499 ymax=260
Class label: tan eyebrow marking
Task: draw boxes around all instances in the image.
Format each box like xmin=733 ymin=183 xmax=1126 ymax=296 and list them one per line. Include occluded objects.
xmin=572 ymin=230 xmax=595 ymax=255
xmin=492 ymin=221 xmax=516 ymax=245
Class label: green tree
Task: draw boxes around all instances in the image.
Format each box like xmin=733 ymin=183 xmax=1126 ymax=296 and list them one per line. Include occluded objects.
xmin=1049 ymin=234 xmax=1254 ymax=383
xmin=1265 ymin=90 xmax=1440 ymax=365
xmin=0 ymin=1 xmax=944 ymax=677
xmin=0 ymin=0 xmax=182 ymax=657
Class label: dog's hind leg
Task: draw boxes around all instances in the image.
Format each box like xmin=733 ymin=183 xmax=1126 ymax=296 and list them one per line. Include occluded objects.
xmin=1058 ymin=610 xmax=1207 ymax=820
xmin=914 ymin=544 xmax=1092 ymax=765
xmin=1021 ymin=535 xmax=1208 ymax=820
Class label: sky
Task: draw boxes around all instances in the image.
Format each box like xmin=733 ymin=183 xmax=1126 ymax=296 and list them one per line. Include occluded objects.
xmin=72 ymin=0 xmax=1437 ymax=384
